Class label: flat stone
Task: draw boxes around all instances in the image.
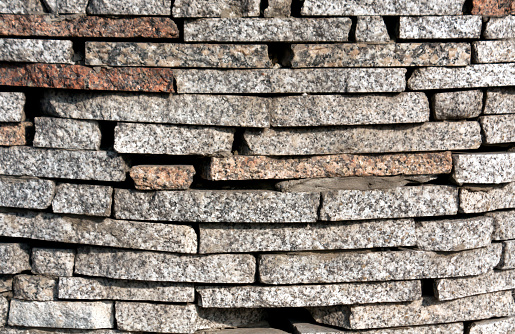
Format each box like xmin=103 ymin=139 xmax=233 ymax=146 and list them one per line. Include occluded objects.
xmin=291 ymin=321 xmax=464 ymax=334
xmin=0 ymin=0 xmax=44 ymax=13
xmin=87 ymin=0 xmax=171 ymax=15
xmin=0 ymin=276 xmax=12 ymax=292
xmin=291 ymin=43 xmax=470 ymax=68
xmin=86 ymin=42 xmax=272 ymax=68
xmin=474 ymin=40 xmax=515 ymax=63
xmin=264 ymin=0 xmax=291 ymax=17
xmin=75 ymin=247 xmax=256 ymax=283
xmin=0 ymin=38 xmax=73 ymax=64
xmin=0 ymin=14 xmax=179 ymax=38
xmin=484 ymin=88 xmax=515 ymax=114
xmin=34 ymin=117 xmax=101 ymax=150
xmin=175 ymin=68 xmax=406 ymax=94
xmin=196 ymin=308 xmax=267 ymax=332
xmin=0 ymin=243 xmax=30 ymax=274
xmin=184 ymin=18 xmax=351 ymax=42
xmin=487 ymin=210 xmax=515 ymax=240
xmin=243 ymin=122 xmax=481 ymax=156
xmin=8 ymin=300 xmax=114 ymax=329
xmin=13 ymin=275 xmax=57 ymax=301
xmin=433 ymin=90 xmax=483 ymax=120
xmin=453 ymin=152 xmax=515 ymax=185
xmin=202 ymin=330 xmax=288 ymax=334
xmin=0 ymin=92 xmax=24 ymax=122
xmin=0 ymin=63 xmax=174 ymax=92
xmin=114 ymin=123 xmax=234 ymax=156
xmin=484 ymin=15 xmax=515 ymax=39
xmin=0 ymin=122 xmax=32 ymax=146
xmin=173 ymin=0 xmax=260 ymax=17
xmin=0 ymin=147 xmax=127 ymax=181
xmin=42 ymin=90 xmax=269 ymax=127
xmin=52 ymin=183 xmax=113 ymax=217
xmin=259 ymin=244 xmax=501 ymax=284
xmin=472 ymin=0 xmax=515 ymax=15
xmin=130 ymin=165 xmax=195 ymax=190
xmin=32 ymin=248 xmax=75 ymax=277
xmin=469 ymin=317 xmax=515 ymax=334
xmin=0 ymin=211 xmax=197 ymax=253
xmin=498 ymin=240 xmax=515 ymax=269
xmin=460 ymin=182 xmax=515 ymax=213
xmin=44 ymin=0 xmax=88 ymax=13
xmin=481 ymin=115 xmax=515 ymax=144
xmin=0 ymin=329 xmax=118 ymax=334
xmin=114 ymin=189 xmax=320 ymax=223
xmin=408 ymin=64 xmax=515 ymax=90
xmin=399 ymin=16 xmax=482 ymax=39
xmin=0 ymin=176 xmax=55 ymax=210
xmin=355 ymin=16 xmax=389 ymax=43
xmin=58 ymin=277 xmax=194 ymax=303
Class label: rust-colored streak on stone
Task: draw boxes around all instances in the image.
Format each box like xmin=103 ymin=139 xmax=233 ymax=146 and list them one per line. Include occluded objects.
xmin=0 ymin=122 xmax=32 ymax=146
xmin=130 ymin=165 xmax=196 ymax=190
xmin=0 ymin=64 xmax=174 ymax=92
xmin=472 ymin=0 xmax=514 ymax=16
xmin=205 ymin=152 xmax=453 ymax=181
xmin=0 ymin=15 xmax=179 ymax=38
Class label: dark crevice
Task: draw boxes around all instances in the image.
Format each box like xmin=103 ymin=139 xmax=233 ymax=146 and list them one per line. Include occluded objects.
xmin=260 ymin=0 xmax=269 ymax=17
xmin=383 ymin=16 xmax=399 ymax=41
xmin=268 ymin=308 xmax=313 ymax=332
xmin=348 ymin=16 xmax=357 ymax=42
xmin=421 ymin=279 xmax=435 ymax=297
xmin=71 ymin=38 xmax=86 ymax=65
xmin=98 ymin=121 xmax=117 ymax=150
xmin=290 ymin=0 xmax=304 ymax=17
xmin=267 ymin=43 xmax=293 ymax=67
xmin=462 ymin=0 xmax=474 ymax=15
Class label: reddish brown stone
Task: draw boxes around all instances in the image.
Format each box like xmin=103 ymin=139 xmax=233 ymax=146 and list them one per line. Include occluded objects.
xmin=0 ymin=15 xmax=179 ymax=38
xmin=0 ymin=64 xmax=174 ymax=92
xmin=472 ymin=0 xmax=514 ymax=16
xmin=130 ymin=165 xmax=196 ymax=190
xmin=204 ymin=152 xmax=453 ymax=181
xmin=0 ymin=122 xmax=32 ymax=146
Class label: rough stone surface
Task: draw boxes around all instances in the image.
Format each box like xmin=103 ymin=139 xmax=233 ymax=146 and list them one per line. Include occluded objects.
xmin=130 ymin=165 xmax=195 ymax=190
xmin=173 ymin=0 xmax=260 ymax=17
xmin=0 ymin=296 xmax=7 ymax=326
xmin=114 ymin=123 xmax=234 ymax=156
xmin=203 ymin=329 xmax=288 ymax=334
xmin=484 ymin=15 xmax=515 ymax=39
xmin=114 ymin=189 xmax=320 ymax=223
xmin=75 ymin=247 xmax=256 ymax=283
xmin=484 ymin=88 xmax=515 ymax=114
xmin=58 ymin=277 xmax=194 ymax=303
xmin=0 ymin=276 xmax=12 ymax=292
xmin=0 ymin=211 xmax=197 ymax=253
xmin=44 ymin=0 xmax=88 ymax=14
xmin=291 ymin=321 xmax=464 ymax=334
xmin=0 ymin=176 xmax=55 ymax=210
xmin=469 ymin=317 xmax=515 ymax=334
xmin=34 ymin=117 xmax=101 ymax=150
xmin=184 ymin=18 xmax=352 ymax=42
xmin=259 ymin=244 xmax=501 ymax=284
xmin=487 ymin=210 xmax=515 ymax=240
xmin=13 ymin=275 xmax=58 ymax=301
xmin=433 ymin=90 xmax=483 ymax=120
xmin=480 ymin=115 xmax=515 ymax=144
xmin=453 ymin=152 xmax=515 ymax=184
xmin=474 ymin=40 xmax=515 ymax=63
xmin=243 ymin=122 xmax=481 ymax=156
xmin=0 ymin=38 xmax=73 ymax=64
xmin=264 ymin=0 xmax=291 ymax=17
xmin=460 ymin=183 xmax=515 ymax=213
xmin=196 ymin=308 xmax=268 ymax=332
xmin=399 ymin=16 xmax=482 ymax=39
xmin=472 ymin=0 xmax=515 ymax=16
xmin=8 ymin=300 xmax=114 ymax=329
xmin=0 ymin=0 xmax=44 ymax=13
xmin=0 ymin=329 xmax=118 ymax=334
xmin=0 ymin=243 xmax=30 ymax=274
xmin=498 ymin=240 xmax=515 ymax=269
xmin=0 ymin=147 xmax=127 ymax=181
xmin=0 ymin=92 xmax=25 ymax=122
xmin=87 ymin=0 xmax=171 ymax=15
xmin=0 ymin=122 xmax=32 ymax=146
xmin=355 ymin=16 xmax=389 ymax=43
xmin=175 ymin=68 xmax=407 ymax=94
xmin=32 ymin=248 xmax=75 ymax=277
xmin=52 ymin=183 xmax=113 ymax=217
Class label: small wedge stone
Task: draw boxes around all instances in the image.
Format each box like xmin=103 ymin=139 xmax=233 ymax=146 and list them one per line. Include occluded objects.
xmin=484 ymin=88 xmax=515 ymax=115
xmin=498 ymin=240 xmax=515 ymax=269
xmin=484 ymin=16 xmax=515 ymax=39
xmin=355 ymin=16 xmax=389 ymax=43
xmin=460 ymin=183 xmax=515 ymax=213
xmin=481 ymin=115 xmax=515 ymax=144
xmin=433 ymin=90 xmax=483 ymax=120
xmin=0 ymin=176 xmax=55 ymax=210
xmin=264 ymin=0 xmax=291 ymax=17
xmin=13 ymin=275 xmax=57 ymax=301
xmin=0 ymin=276 xmax=12 ymax=292
xmin=0 ymin=243 xmax=30 ymax=274
xmin=0 ymin=38 xmax=73 ymax=64
xmin=399 ymin=16 xmax=482 ymax=39
xmin=0 ymin=122 xmax=32 ymax=146
xmin=52 ymin=183 xmax=113 ymax=217
xmin=130 ymin=165 xmax=195 ymax=190
xmin=0 ymin=92 xmax=24 ymax=122
xmin=33 ymin=117 xmax=101 ymax=150
xmin=172 ymin=0 xmax=260 ymax=17
xmin=32 ymin=248 xmax=75 ymax=277
xmin=474 ymin=40 xmax=515 ymax=63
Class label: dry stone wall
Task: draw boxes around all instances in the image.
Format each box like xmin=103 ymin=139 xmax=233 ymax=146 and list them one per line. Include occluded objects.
xmin=0 ymin=0 xmax=514 ymax=333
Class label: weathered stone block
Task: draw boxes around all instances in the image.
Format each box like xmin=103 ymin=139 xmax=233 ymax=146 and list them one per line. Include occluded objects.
xmin=469 ymin=317 xmax=515 ymax=334
xmin=87 ymin=0 xmax=171 ymax=15
xmin=481 ymin=115 xmax=515 ymax=144
xmin=0 ymin=276 xmax=12 ymax=292
xmin=34 ymin=117 xmax=101 ymax=150
xmin=460 ymin=182 xmax=515 ymax=213
xmin=484 ymin=15 xmax=515 ymax=39
xmin=0 ymin=176 xmax=55 ymax=210
xmin=487 ymin=210 xmax=515 ymax=240
xmin=0 ymin=92 xmax=24 ymax=122
xmin=264 ymin=0 xmax=291 ymax=17
xmin=0 ymin=122 xmax=32 ymax=146
xmin=453 ymin=152 xmax=515 ymax=184
xmin=355 ymin=16 xmax=389 ymax=43
xmin=13 ymin=275 xmax=57 ymax=301
xmin=498 ymin=240 xmax=515 ymax=269
xmin=44 ymin=0 xmax=88 ymax=14
xmin=0 ymin=38 xmax=73 ymax=64
xmin=52 ymin=183 xmax=113 ymax=217
xmin=0 ymin=0 xmax=44 ymax=13
xmin=204 ymin=329 xmax=289 ymax=334
xmin=399 ymin=16 xmax=482 ymax=39
xmin=484 ymin=88 xmax=515 ymax=114
xmin=0 ymin=329 xmax=118 ymax=334
xmin=433 ymin=90 xmax=483 ymax=120
xmin=472 ymin=0 xmax=515 ymax=16
xmin=130 ymin=165 xmax=195 ymax=190
xmin=0 ymin=296 xmax=7 ymax=327
xmin=291 ymin=321 xmax=463 ymax=334
xmin=32 ymin=248 xmax=75 ymax=277
xmin=173 ymin=0 xmax=260 ymax=17
xmin=0 ymin=243 xmax=30 ymax=274
xmin=474 ymin=40 xmax=515 ymax=63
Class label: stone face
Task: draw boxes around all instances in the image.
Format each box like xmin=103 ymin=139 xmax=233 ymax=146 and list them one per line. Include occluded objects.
xmin=0 ymin=0 xmax=44 ymax=13
xmin=291 ymin=321 xmax=463 ymax=334
xmin=484 ymin=88 xmax=515 ymax=114
xmin=45 ymin=0 xmax=88 ymax=13
xmin=173 ymin=0 xmax=260 ymax=17
xmin=291 ymin=43 xmax=470 ymax=68
xmin=487 ymin=210 xmax=515 ymax=240
xmin=0 ymin=92 xmax=25 ymax=122
xmin=0 ymin=243 xmax=30 ymax=274
xmin=259 ymin=244 xmax=501 ymax=284
xmin=433 ymin=90 xmax=483 ymax=120
xmin=87 ymin=0 xmax=171 ymax=15
xmin=498 ymin=240 xmax=515 ymax=269
xmin=0 ymin=147 xmax=127 ymax=181
xmin=0 ymin=38 xmax=73 ymax=64
xmin=184 ymin=18 xmax=352 ymax=42
xmin=484 ymin=15 xmax=515 ymax=39
xmin=75 ymin=247 xmax=256 ymax=283
xmin=59 ymin=277 xmax=194 ymax=303
xmin=243 ymin=122 xmax=481 ymax=156
xmin=200 ymin=220 xmax=416 ymax=253
xmin=0 ymin=122 xmax=32 ymax=146
xmin=481 ymin=115 xmax=515 ymax=144
xmin=0 ymin=176 xmax=55 ymax=210
xmin=0 ymin=276 xmax=12 ymax=292
xmin=472 ymin=0 xmax=515 ymax=15
xmin=114 ymin=189 xmax=320 ymax=223
xmin=8 ymin=300 xmax=114 ymax=329
xmin=474 ymin=40 xmax=515 ymax=63
xmin=408 ymin=64 xmax=515 ymax=90
xmin=13 ymin=275 xmax=58 ymax=301
xmin=460 ymin=183 xmax=515 ymax=213
xmin=204 ymin=330 xmax=289 ymax=334
xmin=399 ymin=16 xmax=482 ymax=39
xmin=0 ymin=211 xmax=197 ymax=253
xmin=453 ymin=153 xmax=515 ymax=184
xmin=0 ymin=296 xmax=7 ymax=326
xmin=32 ymin=248 xmax=75 ymax=277
xmin=52 ymin=183 xmax=113 ymax=217
xmin=355 ymin=16 xmax=389 ymax=43
xmin=114 ymin=123 xmax=234 ymax=156
xmin=175 ymin=68 xmax=407 ymax=94
xmin=469 ymin=317 xmax=515 ymax=334
xmin=130 ymin=165 xmax=195 ymax=190
xmin=34 ymin=117 xmax=101 ymax=150
xmin=264 ymin=0 xmax=292 ymax=17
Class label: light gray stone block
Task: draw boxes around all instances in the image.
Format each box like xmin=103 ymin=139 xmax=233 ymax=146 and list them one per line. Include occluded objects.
xmin=87 ymin=0 xmax=171 ymax=15
xmin=173 ymin=0 xmax=260 ymax=17
xmin=355 ymin=16 xmax=389 ymax=43
xmin=44 ymin=0 xmax=88 ymax=13
xmin=52 ymin=183 xmax=113 ymax=217
xmin=481 ymin=115 xmax=515 ymax=144
xmin=399 ymin=16 xmax=482 ymax=39
xmin=290 ymin=321 xmax=464 ymax=334
xmin=484 ymin=88 xmax=515 ymax=115
xmin=487 ymin=210 xmax=515 ymax=241
xmin=0 ymin=276 xmax=12 ymax=292
xmin=0 ymin=92 xmax=25 ymax=122
xmin=484 ymin=16 xmax=515 ymax=39
xmin=432 ymin=90 xmax=483 ymax=120
xmin=460 ymin=183 xmax=515 ymax=213
xmin=469 ymin=317 xmax=515 ymax=334
xmin=33 ymin=117 xmax=101 ymax=150
xmin=0 ymin=329 xmax=118 ymax=334
xmin=13 ymin=275 xmax=57 ymax=301
xmin=474 ymin=40 xmax=515 ymax=63
xmin=0 ymin=243 xmax=30 ymax=274
xmin=0 ymin=296 xmax=7 ymax=327
xmin=0 ymin=39 xmax=73 ymax=64
xmin=0 ymin=0 xmax=45 ymax=14
xmin=31 ymin=248 xmax=75 ymax=277
xmin=264 ymin=0 xmax=291 ymax=17
xmin=0 ymin=176 xmax=55 ymax=210
xmin=453 ymin=153 xmax=515 ymax=185
xmin=498 ymin=240 xmax=515 ymax=269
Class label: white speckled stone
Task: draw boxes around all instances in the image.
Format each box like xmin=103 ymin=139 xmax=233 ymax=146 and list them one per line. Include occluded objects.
xmin=453 ymin=152 xmax=515 ymax=185
xmin=433 ymin=90 xmax=483 ymax=120
xmin=469 ymin=317 xmax=515 ymax=334
xmin=32 ymin=248 xmax=75 ymax=277
xmin=44 ymin=0 xmax=88 ymax=14
xmin=0 ymin=0 xmax=45 ymax=14
xmin=87 ymin=0 xmax=171 ymax=15
xmin=0 ymin=243 xmax=30 ymax=274
xmin=480 ymin=115 xmax=515 ymax=144
xmin=0 ymin=38 xmax=73 ymax=64
xmin=355 ymin=16 xmax=389 ymax=43
xmin=487 ymin=210 xmax=515 ymax=241
xmin=498 ymin=240 xmax=515 ymax=269
xmin=460 ymin=183 xmax=515 ymax=213
xmin=399 ymin=16 xmax=482 ymax=39
xmin=474 ymin=40 xmax=515 ymax=63
xmin=34 ymin=117 xmax=101 ymax=150
xmin=0 ymin=296 xmax=7 ymax=326
xmin=291 ymin=321 xmax=464 ymax=334
xmin=52 ymin=183 xmax=113 ymax=217
xmin=0 ymin=176 xmax=55 ymax=210
xmin=484 ymin=16 xmax=515 ymax=39
xmin=13 ymin=275 xmax=57 ymax=301
xmin=0 ymin=92 xmax=25 ymax=122
xmin=173 ymin=0 xmax=260 ymax=17
xmin=484 ymin=88 xmax=515 ymax=115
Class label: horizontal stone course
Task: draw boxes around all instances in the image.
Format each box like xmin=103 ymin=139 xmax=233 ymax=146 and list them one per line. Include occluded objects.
xmin=34 ymin=117 xmax=101 ymax=150
xmin=87 ymin=0 xmax=171 ymax=15
xmin=172 ymin=0 xmax=260 ymax=17
xmin=52 ymin=183 xmax=113 ymax=217
xmin=0 ymin=38 xmax=73 ymax=64
xmin=31 ymin=248 xmax=75 ymax=277
xmin=453 ymin=153 xmax=515 ymax=184
xmin=0 ymin=243 xmax=30 ymax=274
xmin=0 ymin=176 xmax=55 ymax=210
xmin=480 ymin=115 xmax=515 ymax=144
xmin=0 ymin=92 xmax=25 ymax=122
xmin=484 ymin=88 xmax=515 ymax=114
xmin=460 ymin=183 xmax=515 ymax=213
xmin=0 ymin=122 xmax=31 ymax=146
xmin=474 ymin=40 xmax=515 ymax=64
xmin=130 ymin=165 xmax=195 ymax=190
xmin=484 ymin=16 xmax=515 ymax=39
xmin=433 ymin=90 xmax=483 ymax=120
xmin=399 ymin=16 xmax=482 ymax=39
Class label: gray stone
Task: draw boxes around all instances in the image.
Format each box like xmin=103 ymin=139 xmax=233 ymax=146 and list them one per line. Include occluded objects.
xmin=432 ymin=90 xmax=483 ymax=120
xmin=8 ymin=300 xmax=114 ymax=329
xmin=197 ymin=280 xmax=421 ymax=308
xmin=175 ymin=68 xmax=407 ymax=94
xmin=291 ymin=43 xmax=470 ymax=68
xmin=0 ymin=0 xmax=45 ymax=13
xmin=44 ymin=0 xmax=88 ymax=13
xmin=243 ymin=122 xmax=481 ymax=156
xmin=0 ymin=92 xmax=25 ymax=122
xmin=484 ymin=16 xmax=515 ymax=39
xmin=87 ymin=0 xmax=171 ymax=15
xmin=487 ymin=210 xmax=515 ymax=240
xmin=0 ymin=211 xmax=197 ymax=253
xmin=474 ymin=40 xmax=515 ymax=64
xmin=0 ymin=296 xmax=7 ymax=327
xmin=199 ymin=219 xmax=416 ymax=253
xmin=33 ymin=117 xmax=101 ymax=150
xmin=0 ymin=276 xmax=12 ymax=292
xmin=408 ymin=64 xmax=515 ymax=90
xmin=184 ymin=18 xmax=352 ymax=42
xmin=484 ymin=88 xmax=515 ymax=115
xmin=399 ymin=16 xmax=482 ymax=39
xmin=13 ymin=275 xmax=57 ymax=301
xmin=0 ymin=38 xmax=73 ymax=64
xmin=291 ymin=321 xmax=464 ymax=334
xmin=498 ymin=240 xmax=515 ymax=269
xmin=31 ymin=248 xmax=75 ymax=277
xmin=469 ymin=317 xmax=515 ymax=334
xmin=0 ymin=147 xmax=127 ymax=182
xmin=460 ymin=183 xmax=515 ymax=213
xmin=52 ymin=183 xmax=113 ymax=217
xmin=258 ymin=244 xmax=502 ymax=284
xmin=0 ymin=329 xmax=118 ymax=334
xmin=75 ymin=247 xmax=256 ymax=283
xmin=355 ymin=16 xmax=389 ymax=43
xmin=195 ymin=308 xmax=267 ymax=332
xmin=202 ymin=330 xmax=288 ymax=334
xmin=0 ymin=176 xmax=55 ymax=210
xmin=264 ymin=0 xmax=291 ymax=17
xmin=59 ymin=277 xmax=194 ymax=303
xmin=0 ymin=243 xmax=30 ymax=274
xmin=173 ymin=0 xmax=260 ymax=17
xmin=480 ymin=115 xmax=515 ymax=144
xmin=453 ymin=153 xmax=515 ymax=185
xmin=42 ymin=90 xmax=270 ymax=128
xmin=114 ymin=123 xmax=234 ymax=156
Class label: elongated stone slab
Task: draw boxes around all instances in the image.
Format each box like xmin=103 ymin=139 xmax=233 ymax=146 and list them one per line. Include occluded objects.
xmin=243 ymin=122 xmax=481 ymax=156
xmin=469 ymin=317 xmax=515 ymax=334
xmin=0 ymin=243 xmax=30 ymax=274
xmin=0 ymin=122 xmax=31 ymax=146
xmin=200 ymin=220 xmax=416 ymax=253
xmin=0 ymin=38 xmax=73 ymax=64
xmin=472 ymin=0 xmax=515 ymax=15
xmin=399 ymin=16 xmax=482 ymax=39
xmin=87 ymin=0 xmax=171 ymax=15
xmin=487 ymin=210 xmax=515 ymax=240
xmin=32 ymin=248 xmax=75 ymax=277
xmin=172 ymin=0 xmax=260 ymax=17
xmin=52 ymin=183 xmax=113 ymax=217
xmin=0 ymin=147 xmax=127 ymax=181
xmin=0 ymin=176 xmax=55 ymax=210
xmin=14 ymin=275 xmax=57 ymax=301
xmin=59 ymin=277 xmax=194 ymax=302
xmin=0 ymin=92 xmax=24 ymax=122
xmin=291 ymin=321 xmax=463 ymax=334
xmin=34 ymin=117 xmax=101 ymax=150
xmin=474 ymin=40 xmax=515 ymax=64
xmin=184 ymin=18 xmax=351 ymax=42
xmin=433 ymin=90 xmax=483 ymax=120
xmin=8 ymin=300 xmax=114 ymax=329
xmin=0 ymin=0 xmax=44 ymax=13
xmin=259 ymin=244 xmax=501 ymax=284
xmin=453 ymin=153 xmax=515 ymax=184
xmin=481 ymin=115 xmax=515 ymax=144
xmin=460 ymin=183 xmax=515 ymax=213
xmin=114 ymin=123 xmax=234 ymax=156
xmin=131 ymin=165 xmax=195 ymax=190
xmin=408 ymin=64 xmax=515 ymax=90
xmin=484 ymin=88 xmax=515 ymax=114
xmin=484 ymin=15 xmax=515 ymax=39
xmin=355 ymin=16 xmax=389 ymax=43
xmin=498 ymin=240 xmax=515 ymax=269
xmin=75 ymin=247 xmax=256 ymax=283
xmin=175 ymin=68 xmax=406 ymax=94
xmin=291 ymin=43 xmax=470 ymax=68
xmin=0 ymin=211 xmax=197 ymax=253
xmin=197 ymin=281 xmax=421 ymax=308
